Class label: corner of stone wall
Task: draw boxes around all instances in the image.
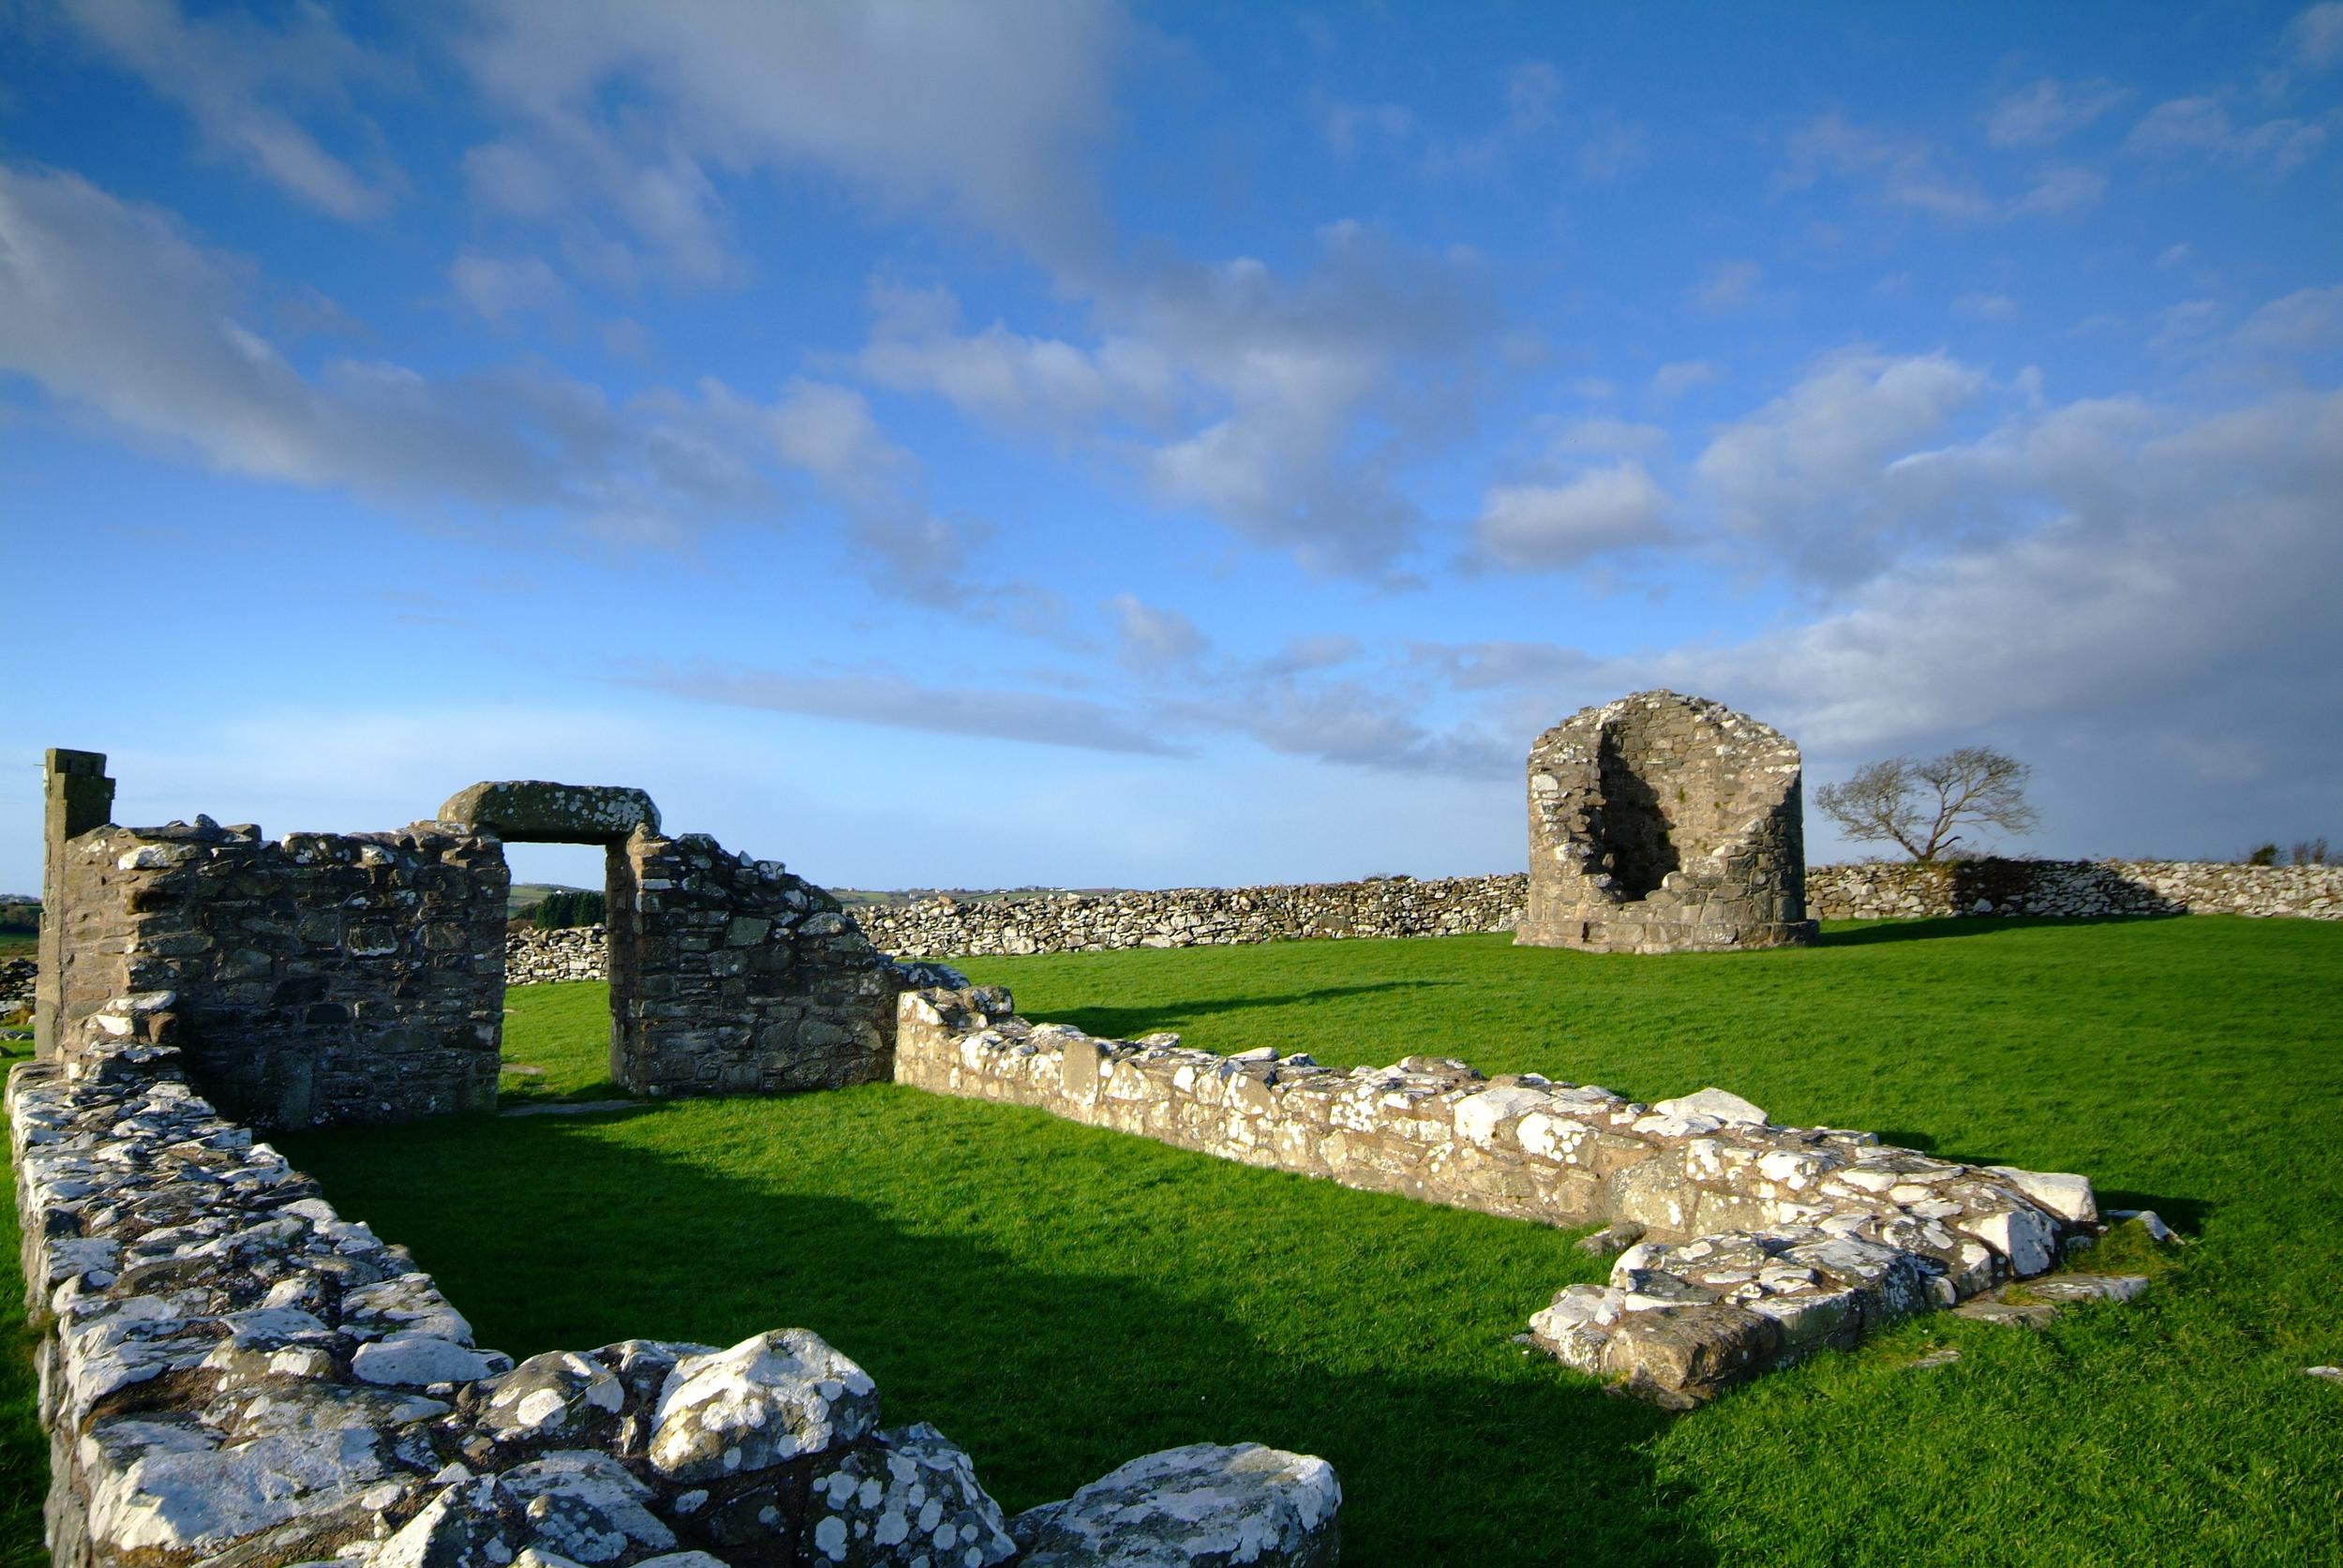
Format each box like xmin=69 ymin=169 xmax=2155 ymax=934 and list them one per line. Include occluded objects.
xmin=11 ymin=985 xmax=1342 ymax=1568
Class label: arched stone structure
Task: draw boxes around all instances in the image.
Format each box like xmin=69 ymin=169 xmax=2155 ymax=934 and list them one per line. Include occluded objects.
xmin=1515 ymin=691 xmax=1817 ymax=954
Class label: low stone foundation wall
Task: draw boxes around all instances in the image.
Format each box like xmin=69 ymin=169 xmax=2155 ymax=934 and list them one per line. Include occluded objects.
xmin=1807 ymin=859 xmax=2343 ymax=920
xmin=895 ymin=985 xmax=2100 ymax=1405
xmin=9 ymin=1015 xmax=1340 ymax=1567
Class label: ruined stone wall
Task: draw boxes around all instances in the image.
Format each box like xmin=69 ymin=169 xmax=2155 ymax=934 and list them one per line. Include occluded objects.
xmin=1518 ymin=691 xmax=1816 ymax=954
xmin=48 ymin=818 xmax=507 ymax=1128
xmin=607 ymin=830 xmax=911 ymax=1097
xmin=1808 ymin=859 xmax=2343 ymax=920
xmin=894 ymin=984 xmax=2100 ymax=1403
xmin=10 ymin=1007 xmax=1340 ymax=1568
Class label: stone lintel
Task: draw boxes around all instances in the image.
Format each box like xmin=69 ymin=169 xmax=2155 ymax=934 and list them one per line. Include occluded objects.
xmin=438 ymin=779 xmax=661 ymax=844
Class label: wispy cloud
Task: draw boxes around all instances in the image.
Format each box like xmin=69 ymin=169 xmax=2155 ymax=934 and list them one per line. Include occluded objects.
xmin=47 ymin=0 xmax=398 ymax=218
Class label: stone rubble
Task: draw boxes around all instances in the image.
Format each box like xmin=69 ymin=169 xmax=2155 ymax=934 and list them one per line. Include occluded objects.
xmin=10 ymin=1019 xmax=1341 ymax=1568
xmin=896 ymin=984 xmax=2114 ymax=1405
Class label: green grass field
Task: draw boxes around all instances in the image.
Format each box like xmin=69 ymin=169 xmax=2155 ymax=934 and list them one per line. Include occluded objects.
xmin=6 ymin=918 xmax=2340 ymax=1563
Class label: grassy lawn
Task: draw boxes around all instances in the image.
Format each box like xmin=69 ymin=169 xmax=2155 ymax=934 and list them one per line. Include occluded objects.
xmin=5 ymin=918 xmax=2339 ymax=1563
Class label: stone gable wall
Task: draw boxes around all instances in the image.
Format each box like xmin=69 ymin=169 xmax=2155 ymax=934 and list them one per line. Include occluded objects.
xmin=10 ymin=1008 xmax=1339 ymax=1568
xmin=48 ymin=818 xmax=508 ymax=1128
xmin=607 ymin=832 xmax=912 ymax=1098
xmin=893 ymin=984 xmax=2100 ymax=1406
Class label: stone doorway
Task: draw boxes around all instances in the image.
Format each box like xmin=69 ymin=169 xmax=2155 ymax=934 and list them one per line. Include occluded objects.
xmin=436 ymin=781 xmax=658 ymax=1094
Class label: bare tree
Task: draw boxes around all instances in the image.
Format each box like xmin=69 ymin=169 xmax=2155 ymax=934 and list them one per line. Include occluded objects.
xmin=1813 ymin=747 xmax=2040 ymax=862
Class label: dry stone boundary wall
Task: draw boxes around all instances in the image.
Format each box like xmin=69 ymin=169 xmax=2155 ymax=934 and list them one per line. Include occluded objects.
xmin=11 ymin=1015 xmax=1342 ymax=1568
xmin=894 ymin=986 xmax=2102 ymax=1407
xmin=848 ymin=876 xmax=1527 ymax=959
xmin=1807 ymin=859 xmax=2343 ymax=920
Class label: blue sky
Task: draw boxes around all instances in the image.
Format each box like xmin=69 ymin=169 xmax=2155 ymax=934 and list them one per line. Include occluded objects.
xmin=4 ymin=1 xmax=2339 ymax=895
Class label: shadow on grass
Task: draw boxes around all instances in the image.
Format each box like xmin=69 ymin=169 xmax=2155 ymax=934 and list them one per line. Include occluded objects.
xmin=1035 ymin=978 xmax=1463 ymax=1044
xmin=282 ymin=1103 xmax=1715 ymax=1568
xmin=1819 ymin=915 xmax=2184 ymax=947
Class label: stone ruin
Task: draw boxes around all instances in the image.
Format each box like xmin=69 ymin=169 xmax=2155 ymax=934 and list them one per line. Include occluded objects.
xmin=1515 ymin=690 xmax=1818 ymax=954
xmin=15 ymin=734 xmax=2156 ymax=1566
xmin=33 ymin=753 xmax=947 ymax=1129
xmin=20 ymin=749 xmax=1343 ymax=1568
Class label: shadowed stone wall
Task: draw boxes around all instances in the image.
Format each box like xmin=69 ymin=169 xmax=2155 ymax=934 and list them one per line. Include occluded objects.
xmin=47 ymin=816 xmax=509 ymax=1128
xmin=11 ymin=1008 xmax=1340 ymax=1568
xmin=1517 ymin=691 xmax=1816 ymax=954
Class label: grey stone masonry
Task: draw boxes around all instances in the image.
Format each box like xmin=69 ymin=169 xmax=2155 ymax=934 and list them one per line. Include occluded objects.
xmin=47 ymin=816 xmax=508 ymax=1129
xmin=506 ymin=922 xmax=608 ymax=986
xmin=1808 ymin=858 xmax=2343 ymax=920
xmin=10 ymin=1012 xmax=1341 ymax=1568
xmin=850 ymin=874 xmax=1526 ymax=959
xmin=37 ymin=749 xmax=115 ymax=1058
xmin=896 ymin=984 xmax=2103 ymax=1406
xmin=501 ymin=859 xmax=2343 ymax=981
xmin=1517 ymin=691 xmax=1817 ymax=953
xmin=606 ymin=829 xmax=912 ymax=1098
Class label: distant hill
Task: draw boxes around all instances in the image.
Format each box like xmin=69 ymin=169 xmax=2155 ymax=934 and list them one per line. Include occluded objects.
xmin=508 ymin=882 xmax=594 ymax=918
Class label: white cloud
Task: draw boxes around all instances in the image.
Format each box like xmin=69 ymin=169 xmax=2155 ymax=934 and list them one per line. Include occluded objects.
xmin=1651 ymin=360 xmax=1721 ymax=398
xmin=634 ymin=660 xmax=1181 ymax=757
xmin=2128 ymin=97 xmax=2330 ymax=173
xmin=1107 ymin=594 xmax=1208 ymax=670
xmin=1554 ymin=418 xmax=1668 ymax=455
xmin=1984 ymin=79 xmax=2128 ymax=147
xmin=1955 ymin=292 xmax=2019 ymax=321
xmin=1784 ymin=112 xmax=1997 ymax=223
xmin=0 ymin=163 xmax=554 ymax=502
xmin=1422 ymin=60 xmax=1561 ymax=175
xmin=859 ymin=224 xmax=1499 ymax=576
xmin=1785 ymin=112 xmax=2102 ymax=222
xmin=454 ymin=0 xmax=1130 ymax=279
xmin=1694 ymin=260 xmax=1764 ymax=313
xmin=1695 ymin=351 xmax=1988 ymax=581
xmin=2009 ymin=165 xmax=2107 ymax=215
xmin=449 ymin=250 xmax=565 ymax=321
xmin=855 ymin=282 xmax=1181 ymax=437
xmin=2232 ymin=283 xmax=2343 ymax=350
xmin=51 ymin=0 xmax=395 ymax=218
xmin=2291 ymin=2 xmax=2343 ymax=69
xmin=1474 ymin=463 xmax=1671 ymax=571
xmin=1313 ymin=94 xmax=1416 ymax=159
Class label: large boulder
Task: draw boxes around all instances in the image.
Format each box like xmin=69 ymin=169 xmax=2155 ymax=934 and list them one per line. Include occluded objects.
xmin=1012 ymin=1442 xmax=1340 ymax=1567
